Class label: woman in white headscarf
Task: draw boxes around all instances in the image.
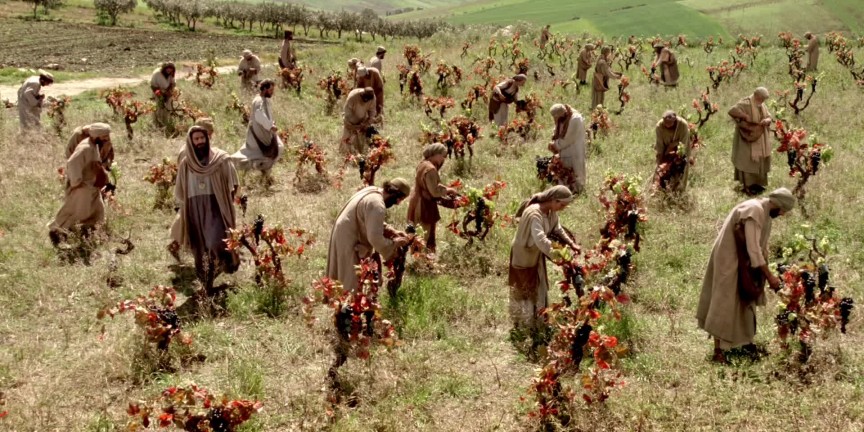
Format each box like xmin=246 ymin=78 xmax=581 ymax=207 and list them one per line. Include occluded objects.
xmin=548 ymin=104 xmax=586 ymax=194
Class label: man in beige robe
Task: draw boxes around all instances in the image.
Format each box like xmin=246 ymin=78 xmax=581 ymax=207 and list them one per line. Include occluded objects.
xmin=804 ymin=32 xmax=819 ymax=71
xmin=591 ymin=46 xmax=621 ymax=109
xmin=169 ymin=117 xmax=216 ymax=262
xmin=238 ymin=49 xmax=262 ymax=90
xmin=341 ymin=87 xmax=379 ymax=155
xmin=576 ymin=44 xmax=595 ymax=85
xmin=548 ymin=104 xmax=586 ymax=194
xmin=369 ymin=46 xmax=386 ymax=77
xmin=355 ymin=66 xmax=385 ymax=116
xmin=653 ymin=44 xmax=680 ymax=86
xmin=326 ymin=178 xmax=412 ymax=292
xmin=697 ymin=188 xmax=795 ymax=363
xmin=347 ymin=58 xmax=363 ymax=84
xmin=17 ymin=71 xmax=54 ymax=130
xmin=230 ymin=80 xmax=284 ymax=182
xmin=406 ymin=144 xmax=459 ymax=252
xmin=150 ymin=62 xmax=176 ymax=129
xmin=655 ymin=110 xmax=691 ymax=192
xmin=175 ymin=125 xmax=239 ymax=289
xmin=66 ymin=123 xmax=114 ymax=169
xmin=279 ymin=30 xmax=297 ymax=69
xmin=728 ymin=87 xmax=773 ymax=195
xmin=489 ymin=74 xmax=527 ymax=126
xmin=48 ymin=124 xmax=113 ymax=245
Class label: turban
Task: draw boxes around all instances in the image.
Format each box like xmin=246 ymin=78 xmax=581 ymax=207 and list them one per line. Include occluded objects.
xmin=357 ymin=67 xmax=369 ymax=77
xmin=601 ymin=46 xmax=612 ymax=55
xmin=662 ymin=109 xmax=677 ymax=119
xmin=550 ymin=103 xmax=568 ymax=118
xmin=242 ymin=49 xmax=253 ymax=58
xmin=584 ymin=43 xmax=595 ymax=50
xmin=384 ymin=178 xmax=411 ymax=197
xmin=513 ymin=74 xmax=527 ymax=82
xmin=88 ymin=122 xmax=111 ymax=138
xmin=348 ymin=58 xmax=361 ymax=68
xmin=768 ymin=188 xmax=796 ymax=212
xmin=754 ymin=87 xmax=770 ymax=99
xmin=516 ymin=185 xmax=574 ymax=217
xmin=194 ymin=117 xmax=215 ymax=135
xmin=653 ymin=43 xmax=665 ymax=49
xmin=423 ymin=143 xmax=447 ymax=159
xmin=376 ymin=46 xmax=387 ymax=54
xmin=38 ymin=70 xmax=54 ymax=82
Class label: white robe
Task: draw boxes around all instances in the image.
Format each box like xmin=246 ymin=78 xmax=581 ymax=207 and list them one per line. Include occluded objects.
xmin=230 ymin=95 xmax=284 ymax=171
xmin=17 ymin=76 xmax=43 ymax=130
xmin=552 ymin=113 xmax=587 ymax=194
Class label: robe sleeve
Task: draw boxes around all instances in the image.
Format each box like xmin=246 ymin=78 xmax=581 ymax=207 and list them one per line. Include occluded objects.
xmin=21 ymin=84 xmax=41 ymax=107
xmin=744 ymin=219 xmax=765 ymax=268
xmin=679 ymin=122 xmax=692 ymax=156
xmin=66 ymin=153 xmax=86 ymax=188
xmin=654 ymin=125 xmax=665 ymax=158
xmin=366 ymin=99 xmax=378 ymax=121
xmin=528 ymin=213 xmax=554 ymax=258
xmin=364 ymin=199 xmax=397 ymax=260
xmin=253 ymin=103 xmax=273 ymax=129
xmin=423 ymin=169 xmax=446 ymax=198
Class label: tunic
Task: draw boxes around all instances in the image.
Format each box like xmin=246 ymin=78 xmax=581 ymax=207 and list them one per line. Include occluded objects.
xmin=697 ymin=198 xmax=771 ymax=349
xmin=341 ymin=88 xmax=378 ymax=155
xmin=508 ymin=204 xmax=567 ymax=329
xmin=552 ymin=112 xmax=586 ymax=194
xmin=728 ymin=96 xmax=772 ymax=188
xmin=279 ymin=40 xmax=297 ymax=69
xmin=489 ymin=79 xmax=519 ymax=126
xmin=655 ymin=47 xmax=680 ymax=86
xmin=591 ymin=57 xmax=618 ymax=109
xmin=806 ymin=37 xmax=819 ymax=71
xmin=368 ymin=56 xmax=383 ymax=76
xmin=326 ymin=187 xmax=398 ymax=292
xmin=48 ymin=141 xmax=106 ymax=231
xmin=231 ymin=95 xmax=284 ymax=171
xmin=356 ymin=68 xmax=385 ymax=115
xmin=655 ymin=116 xmax=691 ymax=192
xmin=150 ymin=69 xmax=176 ymax=128
xmin=238 ymin=55 xmax=262 ymax=88
xmin=17 ymin=76 xmax=43 ymax=130
xmin=66 ymin=126 xmax=114 ymax=169
xmin=576 ymin=48 xmax=594 ymax=82
xmin=407 ymin=160 xmax=447 ymax=250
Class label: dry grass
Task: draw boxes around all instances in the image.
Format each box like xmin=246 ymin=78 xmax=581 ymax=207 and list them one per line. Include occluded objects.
xmin=1 ymin=24 xmax=864 ymax=432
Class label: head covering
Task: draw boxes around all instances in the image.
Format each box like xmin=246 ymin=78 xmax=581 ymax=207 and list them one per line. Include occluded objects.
xmin=242 ymin=49 xmax=253 ymax=58
xmin=804 ymin=31 xmax=813 ymax=38
xmin=550 ymin=103 xmax=568 ymax=118
xmin=423 ymin=143 xmax=448 ymax=159
xmin=384 ymin=178 xmax=411 ymax=197
xmin=768 ymin=188 xmax=796 ymax=212
xmin=88 ymin=123 xmax=111 ymax=138
xmin=662 ymin=109 xmax=677 ymax=119
xmin=551 ymin=104 xmax=574 ymax=140
xmin=754 ymin=87 xmax=770 ymax=99
xmin=348 ymin=58 xmax=361 ymax=68
xmin=194 ymin=117 xmax=215 ymax=135
xmin=376 ymin=46 xmax=387 ymax=54
xmin=259 ymin=79 xmax=275 ymax=91
xmin=362 ymin=87 xmax=375 ymax=97
xmin=161 ymin=62 xmax=175 ymax=70
xmin=585 ymin=43 xmax=595 ymax=50
xmin=284 ymin=30 xmax=294 ymax=40
xmin=513 ymin=74 xmax=527 ymax=82
xmin=357 ymin=67 xmax=369 ymax=77
xmin=38 ymin=70 xmax=54 ymax=82
xmin=515 ymin=185 xmax=574 ymax=217
xmin=601 ymin=46 xmax=612 ymax=55
xmin=654 ymin=43 xmax=665 ymax=49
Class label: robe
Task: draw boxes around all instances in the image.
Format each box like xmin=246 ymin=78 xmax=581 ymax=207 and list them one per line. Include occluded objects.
xmin=231 ymin=95 xmax=284 ymax=171
xmin=48 ymin=141 xmax=106 ymax=231
xmin=238 ymin=55 xmax=262 ymax=88
xmin=368 ymin=56 xmax=383 ymax=76
xmin=592 ymin=57 xmax=618 ymax=109
xmin=406 ymin=160 xmax=447 ymax=250
xmin=66 ymin=126 xmax=114 ymax=169
xmin=279 ymin=40 xmax=297 ymax=69
xmin=728 ymin=97 xmax=772 ymax=189
xmin=341 ymin=88 xmax=378 ymax=155
xmin=806 ymin=37 xmax=819 ymax=71
xmin=17 ymin=76 xmax=43 ymax=130
xmin=509 ymin=204 xmax=568 ymax=330
xmin=150 ymin=69 xmax=176 ymax=128
xmin=552 ymin=112 xmax=586 ymax=194
xmin=655 ymin=47 xmax=680 ymax=86
xmin=356 ymin=68 xmax=385 ymax=115
xmin=697 ymin=198 xmax=771 ymax=349
xmin=576 ymin=48 xmax=594 ymax=82
xmin=489 ymin=79 xmax=519 ymax=126
xmin=326 ymin=187 xmax=398 ymax=292
xmin=540 ymin=28 xmax=551 ymax=49
xmin=655 ymin=116 xmax=691 ymax=192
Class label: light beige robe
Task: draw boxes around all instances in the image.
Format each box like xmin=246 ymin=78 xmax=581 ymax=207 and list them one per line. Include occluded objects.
xmin=655 ymin=116 xmax=691 ymax=191
xmin=280 ymin=40 xmax=297 ymax=69
xmin=231 ymin=95 xmax=284 ymax=171
xmin=728 ymin=97 xmax=772 ymax=188
xmin=66 ymin=126 xmax=114 ymax=168
xmin=697 ymin=198 xmax=772 ymax=349
xmin=490 ymin=79 xmax=519 ymax=126
xmin=49 ymin=141 xmax=106 ymax=231
xmin=341 ymin=88 xmax=378 ymax=154
xmin=552 ymin=113 xmax=586 ymax=194
xmin=326 ymin=187 xmax=398 ymax=292
xmin=150 ymin=69 xmax=176 ymax=128
xmin=17 ymin=76 xmax=43 ymax=130
xmin=806 ymin=36 xmax=819 ymax=71
xmin=368 ymin=56 xmax=383 ymax=76
xmin=238 ymin=55 xmax=262 ymax=88
xmin=356 ymin=68 xmax=385 ymax=115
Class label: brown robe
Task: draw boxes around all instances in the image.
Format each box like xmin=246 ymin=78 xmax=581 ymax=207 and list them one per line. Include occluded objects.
xmin=806 ymin=36 xmax=819 ymax=71
xmin=591 ymin=57 xmax=619 ymax=109
xmin=489 ymin=79 xmax=519 ymax=126
xmin=326 ymin=186 xmax=398 ymax=292
xmin=540 ymin=28 xmax=551 ymax=49
xmin=655 ymin=116 xmax=691 ymax=192
xmin=356 ymin=68 xmax=385 ymax=115
xmin=48 ymin=140 xmax=107 ymax=231
xmin=697 ymin=198 xmax=771 ymax=349
xmin=17 ymin=76 xmax=43 ymax=130
xmin=655 ymin=47 xmax=680 ymax=86
xmin=728 ymin=96 xmax=772 ymax=189
xmin=341 ymin=88 xmax=378 ymax=154
xmin=576 ymin=48 xmax=594 ymax=82
xmin=407 ymin=160 xmax=447 ymax=249
xmin=66 ymin=126 xmax=114 ymax=168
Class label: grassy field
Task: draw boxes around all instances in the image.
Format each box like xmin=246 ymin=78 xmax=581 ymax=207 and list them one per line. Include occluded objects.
xmin=2 ymin=5 xmax=864 ymax=432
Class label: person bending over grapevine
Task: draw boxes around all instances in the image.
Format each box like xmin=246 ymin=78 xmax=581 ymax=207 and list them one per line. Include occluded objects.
xmin=654 ymin=110 xmax=691 ymax=192
xmin=509 ymin=186 xmax=579 ymax=346
xmin=340 ymin=87 xmax=379 ymax=155
xmin=489 ymin=74 xmax=526 ymax=127
xmin=149 ymin=62 xmax=176 ymax=129
xmin=697 ymin=188 xmax=796 ymax=363
xmin=238 ymin=49 xmax=262 ymax=91
xmin=406 ymin=144 xmax=460 ymax=252
xmin=576 ymin=44 xmax=595 ymax=86
xmin=652 ymin=44 xmax=680 ymax=86
xmin=17 ymin=71 xmax=53 ymax=131
xmin=355 ymin=67 xmax=385 ymax=116
xmin=728 ymin=87 xmax=773 ymax=196
xmin=65 ymin=122 xmax=114 ymax=167
xmin=548 ymin=104 xmax=587 ymax=194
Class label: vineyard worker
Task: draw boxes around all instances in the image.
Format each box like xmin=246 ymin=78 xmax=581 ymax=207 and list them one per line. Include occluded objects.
xmin=279 ymin=30 xmax=297 ymax=69
xmin=238 ymin=49 xmax=262 ymax=90
xmin=539 ymin=25 xmax=551 ymax=50
xmin=48 ymin=124 xmax=112 ymax=246
xmin=169 ymin=117 xmax=216 ymax=262
xmin=341 ymin=87 xmax=379 ymax=154
xmin=652 ymin=43 xmax=680 ymax=86
xmin=369 ymin=46 xmax=386 ymax=78
xmin=406 ymin=144 xmax=460 ymax=253
xmin=230 ymin=80 xmax=284 ymax=184
xmin=488 ymin=74 xmax=527 ymax=127
xmin=697 ymin=188 xmax=796 ymax=363
xmin=326 ymin=178 xmax=412 ymax=292
xmin=654 ymin=110 xmax=691 ymax=192
xmin=150 ymin=62 xmax=176 ymax=129
xmin=355 ymin=66 xmax=385 ymax=116
xmin=548 ymin=104 xmax=587 ymax=194
xmin=509 ymin=186 xmax=579 ymax=335
xmin=347 ymin=58 xmax=363 ymax=83
xmin=576 ymin=44 xmax=595 ymax=85
xmin=804 ymin=32 xmax=819 ymax=71
xmin=17 ymin=71 xmax=53 ymax=130
xmin=591 ymin=46 xmax=622 ymax=109
xmin=175 ymin=125 xmax=240 ymax=290
xmin=728 ymin=87 xmax=773 ymax=196
xmin=66 ymin=123 xmax=114 ymax=169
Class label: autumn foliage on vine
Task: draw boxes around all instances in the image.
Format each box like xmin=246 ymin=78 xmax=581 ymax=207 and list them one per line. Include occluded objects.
xmin=98 ymin=285 xmax=191 ymax=351
xmin=772 ymin=121 xmax=833 ymax=209
xmin=346 ymin=134 xmax=395 ymax=186
xmin=598 ymin=173 xmax=647 ymax=251
xmin=143 ymin=157 xmax=179 ymax=209
xmin=706 ymin=58 xmax=747 ymax=89
xmin=126 ymin=384 xmax=262 ymax=432
xmin=446 ymin=180 xmax=507 ymax=244
xmin=189 ymin=63 xmax=219 ymax=88
xmin=279 ymin=67 xmax=304 ymax=96
xmin=45 ymin=95 xmax=71 ymax=135
xmin=101 ymin=87 xmax=154 ymax=140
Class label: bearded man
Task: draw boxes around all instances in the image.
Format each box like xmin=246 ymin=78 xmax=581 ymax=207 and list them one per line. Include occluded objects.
xmin=355 ymin=66 xmax=385 ymax=116
xmin=369 ymin=46 xmax=386 ymax=77
xmin=341 ymin=87 xmax=379 ymax=155
xmin=230 ymin=80 xmax=284 ymax=183
xmin=654 ymin=110 xmax=691 ymax=192
xmin=238 ymin=49 xmax=262 ymax=90
xmin=150 ymin=62 xmax=176 ymax=129
xmin=17 ymin=71 xmax=54 ymax=130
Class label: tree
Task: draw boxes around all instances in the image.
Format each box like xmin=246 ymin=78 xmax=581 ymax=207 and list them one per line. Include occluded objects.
xmin=23 ymin=0 xmax=65 ymax=19
xmin=94 ymin=0 xmax=138 ymax=26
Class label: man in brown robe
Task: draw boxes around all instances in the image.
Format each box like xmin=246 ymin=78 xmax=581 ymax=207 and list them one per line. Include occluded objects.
xmin=48 ymin=124 xmax=113 ymax=245
xmin=576 ymin=44 xmax=595 ymax=85
xmin=539 ymin=25 xmax=551 ymax=49
xmin=355 ymin=66 xmax=385 ymax=116
xmin=804 ymin=32 xmax=819 ymax=71
xmin=175 ymin=126 xmax=239 ymax=289
xmin=591 ymin=46 xmax=621 ymax=109
xmin=238 ymin=49 xmax=262 ymax=90
xmin=341 ymin=87 xmax=379 ymax=155
xmin=697 ymin=188 xmax=795 ymax=363
xmin=728 ymin=87 xmax=773 ymax=195
xmin=326 ymin=178 xmax=412 ymax=292
xmin=406 ymin=144 xmax=459 ymax=252
xmin=489 ymin=74 xmax=527 ymax=126
xmin=369 ymin=46 xmax=386 ymax=77
xmin=279 ymin=30 xmax=297 ymax=69
xmin=655 ymin=110 xmax=691 ymax=192
xmin=66 ymin=123 xmax=114 ymax=168
xmin=17 ymin=71 xmax=54 ymax=130
xmin=653 ymin=44 xmax=680 ymax=86
xmin=230 ymin=80 xmax=284 ymax=182
xmin=150 ymin=62 xmax=176 ymax=129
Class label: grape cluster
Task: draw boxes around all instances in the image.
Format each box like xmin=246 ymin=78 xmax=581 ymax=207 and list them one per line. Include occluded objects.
xmin=570 ymin=323 xmax=593 ymax=369
xmin=801 ymin=271 xmax=816 ymax=304
xmin=207 ymin=407 xmax=230 ymax=432
xmin=810 ymin=150 xmax=821 ymax=174
xmin=253 ymin=214 xmax=265 ymax=244
xmin=535 ymin=156 xmax=553 ymax=182
xmin=840 ymin=297 xmax=855 ymax=334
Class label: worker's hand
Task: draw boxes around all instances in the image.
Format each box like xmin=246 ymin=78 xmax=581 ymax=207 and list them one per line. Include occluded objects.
xmin=445 ymin=187 xmax=459 ymax=196
xmin=270 ymin=126 xmax=278 ymax=133
xmin=393 ymin=236 xmax=411 ymax=248
xmin=761 ymin=118 xmax=773 ymax=126
xmin=767 ymin=274 xmax=781 ymax=292
xmin=548 ymin=142 xmax=557 ymax=153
